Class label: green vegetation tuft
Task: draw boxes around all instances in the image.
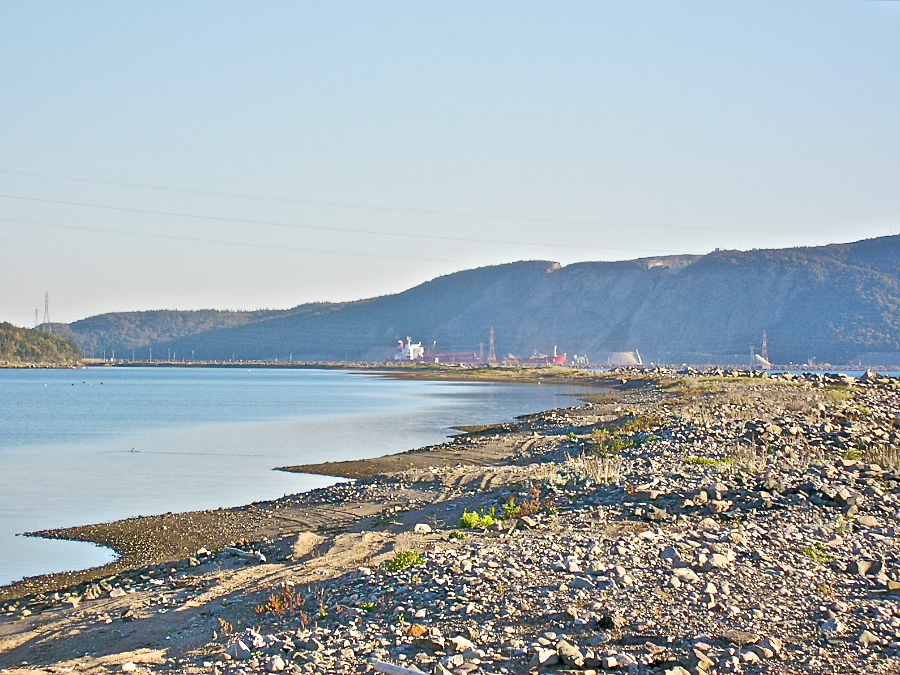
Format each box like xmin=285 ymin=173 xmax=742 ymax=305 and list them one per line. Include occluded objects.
xmin=460 ymin=507 xmax=497 ymax=529
xmin=592 ymin=428 xmax=633 ymax=457
xmin=502 ymin=497 xmax=521 ymax=518
xmin=386 ymin=550 xmax=425 ymax=572
xmin=825 ymin=388 xmax=852 ymax=401
xmin=683 ymin=456 xmax=735 ymax=467
xmin=801 ymin=543 xmax=835 ymax=564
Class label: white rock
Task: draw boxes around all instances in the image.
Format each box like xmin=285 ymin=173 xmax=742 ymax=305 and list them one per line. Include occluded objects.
xmin=450 ymin=635 xmax=475 ymax=652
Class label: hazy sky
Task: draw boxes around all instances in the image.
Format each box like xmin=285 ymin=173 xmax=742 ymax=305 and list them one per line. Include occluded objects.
xmin=2 ymin=1 xmax=898 ymax=325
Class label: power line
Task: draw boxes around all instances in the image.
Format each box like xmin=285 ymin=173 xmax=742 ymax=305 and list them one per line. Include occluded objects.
xmin=0 ymin=192 xmax=698 ymax=254
xmin=0 ymin=167 xmax=829 ymax=236
xmin=0 ymin=217 xmax=469 ymax=264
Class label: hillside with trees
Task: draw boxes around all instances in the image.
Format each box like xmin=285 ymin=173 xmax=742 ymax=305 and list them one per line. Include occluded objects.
xmin=0 ymin=323 xmax=82 ymax=366
xmin=59 ymin=235 xmax=900 ymax=366
xmin=55 ymin=308 xmax=294 ymax=359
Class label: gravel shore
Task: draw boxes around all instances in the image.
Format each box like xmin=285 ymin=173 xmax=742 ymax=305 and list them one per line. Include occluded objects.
xmin=3 ymin=369 xmax=900 ymax=675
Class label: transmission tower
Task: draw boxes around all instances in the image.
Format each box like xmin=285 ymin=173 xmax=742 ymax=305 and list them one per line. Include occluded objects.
xmin=34 ymin=309 xmax=39 ymax=328
xmin=43 ymin=291 xmax=51 ymax=333
xmin=488 ymin=326 xmax=496 ymax=363
xmin=761 ymin=331 xmax=769 ymax=363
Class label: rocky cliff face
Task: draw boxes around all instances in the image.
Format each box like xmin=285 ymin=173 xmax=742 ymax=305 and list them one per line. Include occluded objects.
xmin=65 ymin=235 xmax=900 ymax=365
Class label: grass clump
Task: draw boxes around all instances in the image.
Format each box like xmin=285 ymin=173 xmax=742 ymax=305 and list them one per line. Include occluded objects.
xmin=616 ymin=413 xmax=664 ymax=435
xmin=503 ymin=496 xmax=521 ymax=518
xmin=825 ymin=388 xmax=852 ymax=402
xmin=591 ymin=413 xmax=663 ymax=458
xmin=568 ymin=453 xmax=623 ymax=484
xmin=387 ymin=550 xmax=425 ymax=572
xmin=460 ymin=507 xmax=497 ymax=529
xmin=592 ymin=428 xmax=634 ymax=457
xmin=801 ymin=543 xmax=835 ymax=564
xmin=448 ymin=530 xmax=467 ymax=540
xmin=683 ymin=456 xmax=735 ymax=467
xmin=254 ymin=586 xmax=306 ymax=617
xmin=865 ymin=444 xmax=900 ymax=470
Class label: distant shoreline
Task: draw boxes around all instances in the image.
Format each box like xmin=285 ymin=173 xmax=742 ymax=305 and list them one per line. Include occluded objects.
xmin=11 ymin=358 xmax=894 ymax=372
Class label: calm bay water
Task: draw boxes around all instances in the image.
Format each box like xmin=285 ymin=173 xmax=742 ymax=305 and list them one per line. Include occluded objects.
xmin=0 ymin=367 xmax=591 ymax=586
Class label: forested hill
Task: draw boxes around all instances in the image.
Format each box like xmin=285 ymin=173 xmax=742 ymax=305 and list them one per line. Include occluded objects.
xmin=56 ymin=308 xmax=295 ymax=358
xmin=0 ymin=323 xmax=82 ymax=366
xmin=62 ymin=235 xmax=900 ymax=366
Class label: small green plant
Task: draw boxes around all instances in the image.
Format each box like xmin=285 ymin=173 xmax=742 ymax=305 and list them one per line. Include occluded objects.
xmin=801 ymin=543 xmax=835 ymax=564
xmin=387 ymin=550 xmax=425 ymax=572
xmin=825 ymin=388 xmax=852 ymax=402
xmin=683 ymin=456 xmax=735 ymax=467
xmin=617 ymin=413 xmax=664 ymax=434
xmin=503 ymin=496 xmax=521 ymax=518
xmin=592 ymin=428 xmax=634 ymax=458
xmin=832 ymin=515 xmax=850 ymax=535
xmin=460 ymin=506 xmax=497 ymax=529
xmin=359 ymin=601 xmax=377 ymax=613
xmin=683 ymin=456 xmax=718 ymax=466
xmin=843 ymin=449 xmax=864 ymax=461
xmin=449 ymin=530 xmax=466 ymax=540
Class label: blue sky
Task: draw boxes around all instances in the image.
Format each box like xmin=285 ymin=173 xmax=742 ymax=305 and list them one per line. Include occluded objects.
xmin=1 ymin=1 xmax=898 ymax=324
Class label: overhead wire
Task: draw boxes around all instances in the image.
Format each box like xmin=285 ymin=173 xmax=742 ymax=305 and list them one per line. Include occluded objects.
xmin=0 ymin=192 xmax=694 ymax=255
xmin=0 ymin=166 xmax=829 ymax=236
xmin=0 ymin=218 xmax=465 ymax=264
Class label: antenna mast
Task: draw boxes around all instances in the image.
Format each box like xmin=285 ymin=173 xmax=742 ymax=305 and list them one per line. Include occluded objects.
xmin=488 ymin=326 xmax=496 ymax=364
xmin=761 ymin=331 xmax=769 ymax=364
xmin=43 ymin=291 xmax=51 ymax=333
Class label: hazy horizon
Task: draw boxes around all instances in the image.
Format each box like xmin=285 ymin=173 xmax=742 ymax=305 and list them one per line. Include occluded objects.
xmin=2 ymin=1 xmax=898 ymax=325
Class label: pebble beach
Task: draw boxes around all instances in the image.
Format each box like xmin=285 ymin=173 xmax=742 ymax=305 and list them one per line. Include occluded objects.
xmin=3 ymin=369 xmax=900 ymax=675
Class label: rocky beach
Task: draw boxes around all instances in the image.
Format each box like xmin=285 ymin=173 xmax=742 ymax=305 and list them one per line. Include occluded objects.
xmin=3 ymin=369 xmax=900 ymax=675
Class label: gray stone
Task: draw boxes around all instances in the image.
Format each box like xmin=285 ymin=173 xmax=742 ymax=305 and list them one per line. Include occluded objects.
xmin=227 ymin=642 xmax=252 ymax=660
xmin=449 ymin=636 xmax=475 ymax=653
xmin=528 ymin=647 xmax=558 ymax=669
xmin=850 ymin=560 xmax=874 ymax=576
xmin=859 ymin=630 xmax=880 ymax=646
xmin=555 ymin=639 xmax=584 ymax=668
